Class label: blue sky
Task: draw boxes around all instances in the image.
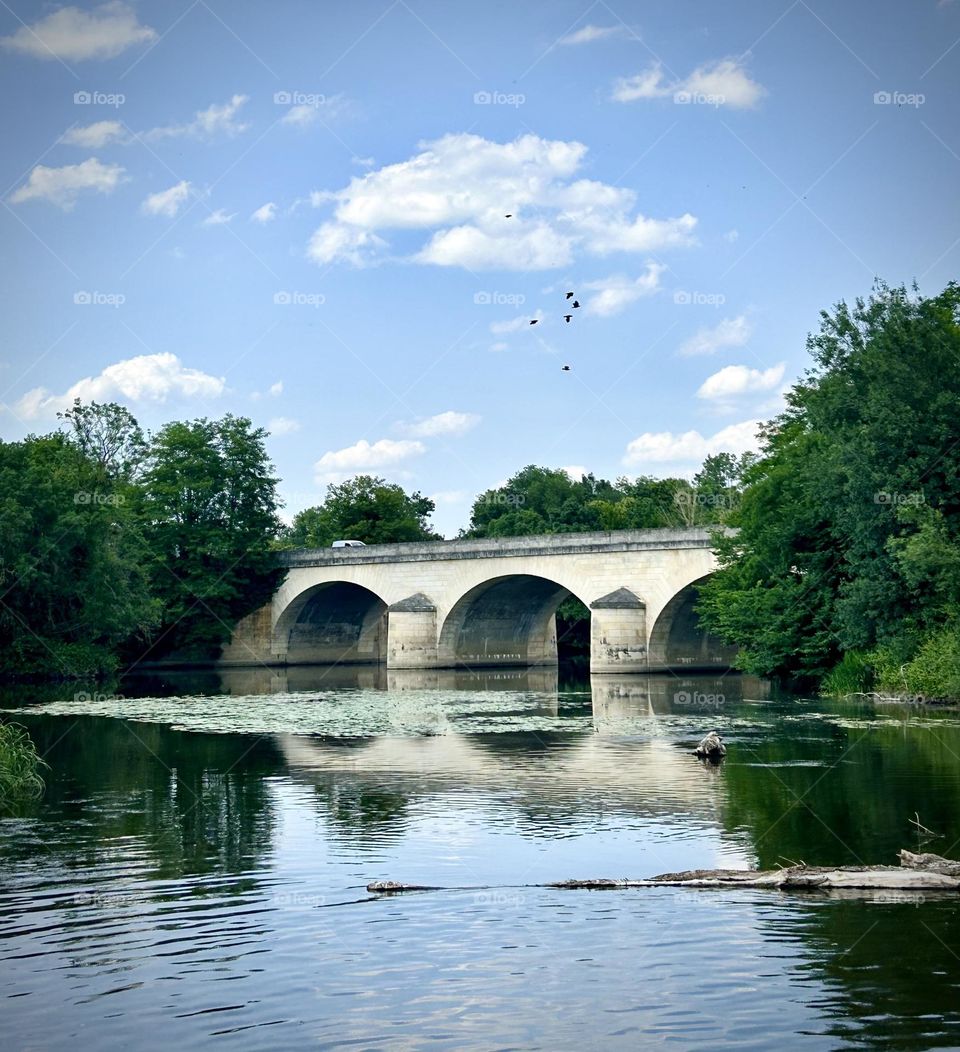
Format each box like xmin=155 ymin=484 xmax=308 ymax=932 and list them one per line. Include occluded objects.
xmin=1 ymin=0 xmax=958 ymax=535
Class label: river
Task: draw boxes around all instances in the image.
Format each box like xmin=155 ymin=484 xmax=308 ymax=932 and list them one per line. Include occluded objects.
xmin=2 ymin=669 xmax=960 ymax=1050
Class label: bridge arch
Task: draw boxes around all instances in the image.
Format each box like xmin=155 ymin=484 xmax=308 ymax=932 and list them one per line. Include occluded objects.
xmin=437 ymin=574 xmax=591 ymax=669
xmin=273 ymin=581 xmax=388 ymax=666
xmin=647 ymin=573 xmax=737 ymax=671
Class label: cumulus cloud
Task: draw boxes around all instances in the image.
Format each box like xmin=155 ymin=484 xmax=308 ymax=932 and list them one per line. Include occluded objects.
xmin=1 ymin=2 xmax=156 ymax=61
xmin=583 ymin=262 xmax=665 ymax=316
xmin=9 ymin=157 xmax=126 ymax=209
xmin=306 ymin=132 xmax=697 ymax=270
xmin=613 ymin=59 xmax=765 ymax=108
xmin=268 ymin=416 xmax=301 ymax=435
xmin=141 ymin=180 xmax=191 ymax=218
xmin=559 ymin=24 xmax=628 ymax=45
xmin=314 ymin=438 xmax=425 ymax=483
xmin=201 ymin=208 xmax=235 ymax=226
xmin=399 ymin=411 xmax=480 ymax=438
xmin=623 ymin=419 xmax=763 ymax=467
xmin=679 ymin=314 xmax=752 ymax=356
xmin=562 ymin=465 xmax=589 ymax=480
xmin=250 ymin=202 xmax=277 ymax=223
xmin=61 ymin=120 xmax=126 ymax=147
xmin=697 ymin=362 xmax=785 ymax=400
xmin=16 ymin=353 xmax=225 ymax=419
xmin=145 ymin=94 xmax=249 ymax=141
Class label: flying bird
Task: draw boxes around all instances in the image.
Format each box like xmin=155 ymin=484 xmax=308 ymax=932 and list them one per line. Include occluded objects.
xmin=565 ymin=292 xmax=574 ymax=299
xmin=561 ymin=365 xmax=571 ymax=371
xmin=529 ymin=319 xmax=539 ymax=325
xmin=572 ymin=300 xmax=580 ymax=309
xmin=504 ymin=213 xmax=513 ymax=218
xmin=563 ymin=315 xmax=573 ymax=323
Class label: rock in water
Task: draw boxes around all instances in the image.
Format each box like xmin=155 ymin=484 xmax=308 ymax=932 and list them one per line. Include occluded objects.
xmin=694 ymin=730 xmax=726 ymax=761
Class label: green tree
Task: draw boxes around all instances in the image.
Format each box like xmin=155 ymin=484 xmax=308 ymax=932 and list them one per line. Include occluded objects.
xmin=698 ymin=282 xmax=960 ymax=687
xmin=283 ymin=475 xmax=438 ymax=548
xmin=0 ymin=429 xmax=158 ymax=675
xmin=138 ymin=415 xmax=283 ymax=658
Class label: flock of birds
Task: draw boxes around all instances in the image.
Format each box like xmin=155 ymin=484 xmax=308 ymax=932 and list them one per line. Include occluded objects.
xmin=505 ymin=213 xmax=577 ymax=372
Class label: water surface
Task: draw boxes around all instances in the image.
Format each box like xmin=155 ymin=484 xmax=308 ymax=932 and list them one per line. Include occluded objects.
xmin=2 ymin=669 xmax=960 ymax=1050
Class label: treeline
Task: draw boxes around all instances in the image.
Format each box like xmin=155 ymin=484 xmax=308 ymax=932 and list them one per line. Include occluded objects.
xmin=697 ymin=282 xmax=960 ymax=699
xmin=283 ymin=456 xmax=749 ymax=548
xmin=0 ymin=403 xmax=282 ymax=677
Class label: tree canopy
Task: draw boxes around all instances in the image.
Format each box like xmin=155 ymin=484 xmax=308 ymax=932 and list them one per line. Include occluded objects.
xmin=282 ymin=475 xmax=438 ymax=548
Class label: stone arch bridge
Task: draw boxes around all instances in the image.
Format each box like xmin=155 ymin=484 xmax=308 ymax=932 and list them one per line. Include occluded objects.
xmin=221 ymin=528 xmax=736 ymax=675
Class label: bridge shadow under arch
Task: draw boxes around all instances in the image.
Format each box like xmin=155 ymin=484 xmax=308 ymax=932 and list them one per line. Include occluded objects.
xmin=647 ymin=573 xmax=737 ymax=671
xmin=437 ymin=574 xmax=590 ymax=669
xmin=275 ymin=581 xmax=388 ymax=666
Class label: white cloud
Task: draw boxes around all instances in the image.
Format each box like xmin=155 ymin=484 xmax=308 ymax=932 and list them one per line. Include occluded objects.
xmin=583 ymin=262 xmax=665 ymax=316
xmin=623 ymin=419 xmax=763 ymax=466
xmin=697 ymin=362 xmax=785 ymax=400
xmin=306 ymin=133 xmax=697 ymax=270
xmin=269 ymin=380 xmax=283 ymax=397
xmin=562 ymin=465 xmax=589 ymax=480
xmin=280 ymin=96 xmax=351 ymax=128
xmin=9 ymin=158 xmax=126 ymax=209
xmin=400 ymin=411 xmax=480 ymax=438
xmin=268 ymin=416 xmax=300 ymax=435
xmin=679 ymin=314 xmax=752 ymax=356
xmin=141 ymin=180 xmax=191 ymax=218
xmin=613 ymin=59 xmax=765 ymax=109
xmin=146 ymin=94 xmax=249 ymax=141
xmin=201 ymin=208 xmax=235 ymax=226
xmin=489 ymin=341 xmax=509 ymax=353
xmin=314 ymin=438 xmax=425 ymax=483
xmin=1 ymin=2 xmax=156 ymax=61
xmin=559 ymin=24 xmax=628 ymax=45
xmin=491 ymin=311 xmax=542 ymax=334
xmin=250 ymin=201 xmax=277 ymax=223
xmin=16 ymin=352 xmax=224 ymax=419
xmin=723 ymin=228 xmax=739 ymax=243
xmin=61 ymin=120 xmax=126 ymax=147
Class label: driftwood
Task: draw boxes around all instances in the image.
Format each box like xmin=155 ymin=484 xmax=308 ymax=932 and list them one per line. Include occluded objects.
xmin=693 ymin=731 xmax=726 ymax=762
xmin=367 ymin=851 xmax=960 ymax=895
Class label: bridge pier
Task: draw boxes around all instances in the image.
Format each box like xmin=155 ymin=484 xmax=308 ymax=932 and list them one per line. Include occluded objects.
xmin=589 ymin=588 xmax=648 ymax=675
xmin=386 ymin=593 xmax=439 ymax=669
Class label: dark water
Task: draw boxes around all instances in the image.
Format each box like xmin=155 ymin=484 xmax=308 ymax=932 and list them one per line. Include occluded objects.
xmin=2 ymin=668 xmax=960 ymax=1050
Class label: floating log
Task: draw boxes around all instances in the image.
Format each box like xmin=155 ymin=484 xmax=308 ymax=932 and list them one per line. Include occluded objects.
xmin=368 ymin=851 xmax=960 ymax=895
